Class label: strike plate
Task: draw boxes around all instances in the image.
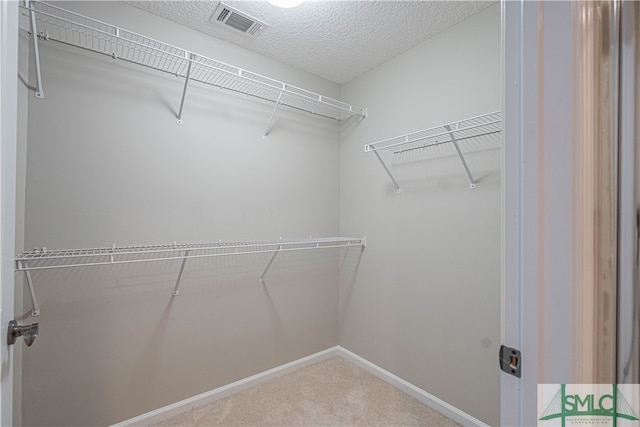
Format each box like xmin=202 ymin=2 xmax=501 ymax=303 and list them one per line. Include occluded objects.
xmin=499 ymin=345 xmax=521 ymax=378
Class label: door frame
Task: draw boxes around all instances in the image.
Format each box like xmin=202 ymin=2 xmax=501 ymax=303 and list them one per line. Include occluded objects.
xmin=502 ymin=0 xmax=634 ymax=423
xmin=502 ymin=0 xmax=581 ymax=423
xmin=501 ymin=0 xmax=538 ymax=424
xmin=0 ymin=0 xmax=19 ymax=425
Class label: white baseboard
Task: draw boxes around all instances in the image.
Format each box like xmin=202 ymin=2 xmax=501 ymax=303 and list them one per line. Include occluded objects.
xmin=336 ymin=346 xmax=489 ymax=427
xmin=110 ymin=347 xmax=339 ymax=427
xmin=112 ymin=345 xmax=488 ymax=427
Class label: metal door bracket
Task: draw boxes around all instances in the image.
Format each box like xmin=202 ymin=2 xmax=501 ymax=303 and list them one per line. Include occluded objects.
xmin=499 ymin=345 xmax=521 ymax=378
xmin=8 ymin=320 xmax=39 ymax=347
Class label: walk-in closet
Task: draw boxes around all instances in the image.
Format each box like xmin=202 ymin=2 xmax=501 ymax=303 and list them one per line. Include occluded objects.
xmin=9 ymin=1 xmax=502 ymax=425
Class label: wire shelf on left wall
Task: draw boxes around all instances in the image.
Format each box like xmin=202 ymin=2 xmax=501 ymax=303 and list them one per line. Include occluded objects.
xmin=16 ymin=237 xmax=366 ymax=317
xmin=21 ymin=0 xmax=367 ymax=135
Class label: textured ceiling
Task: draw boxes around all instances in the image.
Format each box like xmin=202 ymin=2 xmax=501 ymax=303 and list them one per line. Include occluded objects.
xmin=127 ymin=1 xmax=495 ymax=84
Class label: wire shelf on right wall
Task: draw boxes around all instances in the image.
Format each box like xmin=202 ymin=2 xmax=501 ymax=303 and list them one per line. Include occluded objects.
xmin=364 ymin=111 xmax=502 ymax=192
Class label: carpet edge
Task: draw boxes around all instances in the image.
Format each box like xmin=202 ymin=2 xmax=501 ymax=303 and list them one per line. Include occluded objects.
xmin=335 ymin=346 xmax=490 ymax=427
xmin=109 ymin=347 xmax=340 ymax=427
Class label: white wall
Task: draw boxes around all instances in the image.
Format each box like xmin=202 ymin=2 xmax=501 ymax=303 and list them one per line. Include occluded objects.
xmin=338 ymin=4 xmax=501 ymax=425
xmin=20 ymin=2 xmax=345 ymax=425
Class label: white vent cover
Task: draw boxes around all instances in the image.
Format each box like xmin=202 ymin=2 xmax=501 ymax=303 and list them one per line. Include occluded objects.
xmin=211 ymin=2 xmax=268 ymax=38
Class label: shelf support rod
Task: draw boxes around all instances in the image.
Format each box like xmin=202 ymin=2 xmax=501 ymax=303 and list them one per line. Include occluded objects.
xmin=263 ymin=90 xmax=284 ymax=140
xmin=373 ymin=150 xmax=401 ymax=193
xmin=445 ymin=125 xmax=476 ymax=188
xmin=177 ymin=53 xmax=194 ymax=125
xmin=26 ymin=0 xmax=44 ymax=98
xmin=21 ymin=262 xmax=41 ymax=317
xmin=172 ymin=250 xmax=190 ymax=296
xmin=260 ymin=245 xmax=281 ymax=284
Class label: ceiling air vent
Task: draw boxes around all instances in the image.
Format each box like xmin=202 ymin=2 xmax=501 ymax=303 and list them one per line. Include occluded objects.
xmin=211 ymin=2 xmax=268 ymax=38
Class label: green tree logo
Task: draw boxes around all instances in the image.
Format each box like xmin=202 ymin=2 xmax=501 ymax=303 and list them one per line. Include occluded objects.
xmin=539 ymin=384 xmax=639 ymax=427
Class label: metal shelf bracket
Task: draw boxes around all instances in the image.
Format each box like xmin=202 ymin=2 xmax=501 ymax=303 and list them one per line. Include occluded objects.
xmin=26 ymin=0 xmax=44 ymax=99
xmin=259 ymin=242 xmax=282 ymax=284
xmin=263 ymin=90 xmax=284 ymax=140
xmin=172 ymin=249 xmax=190 ymax=296
xmin=444 ymin=125 xmax=477 ymax=189
xmin=19 ymin=261 xmax=41 ymax=317
xmin=176 ymin=53 xmax=194 ymax=125
xmin=372 ymin=150 xmax=401 ymax=194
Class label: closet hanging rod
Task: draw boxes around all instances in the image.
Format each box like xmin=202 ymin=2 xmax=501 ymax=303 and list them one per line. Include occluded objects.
xmin=21 ymin=1 xmax=367 ymax=124
xmin=363 ymin=111 xmax=502 ymax=192
xmin=15 ymin=237 xmax=366 ymax=271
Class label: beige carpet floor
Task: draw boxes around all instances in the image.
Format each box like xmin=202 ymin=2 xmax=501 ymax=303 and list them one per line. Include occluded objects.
xmin=154 ymin=356 xmax=461 ymax=426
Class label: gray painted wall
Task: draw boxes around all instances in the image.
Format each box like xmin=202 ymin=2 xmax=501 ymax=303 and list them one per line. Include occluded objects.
xmin=20 ymin=2 xmax=344 ymax=425
xmin=338 ymin=5 xmax=501 ymax=425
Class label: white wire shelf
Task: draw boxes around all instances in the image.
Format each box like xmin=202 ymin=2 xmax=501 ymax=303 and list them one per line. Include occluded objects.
xmin=364 ymin=111 xmax=502 ymax=192
xmin=21 ymin=1 xmax=367 ymax=131
xmin=16 ymin=237 xmax=365 ymax=317
xmin=16 ymin=237 xmax=365 ymax=270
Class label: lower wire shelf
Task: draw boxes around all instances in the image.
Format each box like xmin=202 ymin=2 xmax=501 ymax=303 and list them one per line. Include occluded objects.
xmin=15 ymin=236 xmax=366 ymax=317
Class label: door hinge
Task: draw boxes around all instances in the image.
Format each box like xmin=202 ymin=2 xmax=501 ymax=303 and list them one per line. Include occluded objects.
xmin=499 ymin=345 xmax=521 ymax=378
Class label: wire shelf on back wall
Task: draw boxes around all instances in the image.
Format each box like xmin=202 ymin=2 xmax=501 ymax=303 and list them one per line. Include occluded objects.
xmin=15 ymin=237 xmax=366 ymax=317
xmin=21 ymin=1 xmax=367 ymax=133
xmin=364 ymin=111 xmax=502 ymax=192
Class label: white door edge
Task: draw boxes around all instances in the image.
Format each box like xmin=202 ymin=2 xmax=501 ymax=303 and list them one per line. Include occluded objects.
xmin=0 ymin=1 xmax=19 ymax=425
